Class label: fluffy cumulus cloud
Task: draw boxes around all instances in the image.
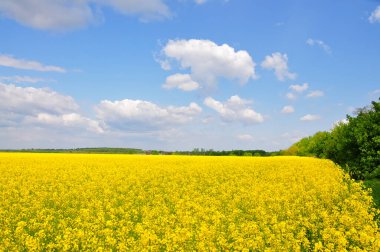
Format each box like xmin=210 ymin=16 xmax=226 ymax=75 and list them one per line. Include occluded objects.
xmin=204 ymin=95 xmax=264 ymax=124
xmin=300 ymin=114 xmax=321 ymax=121
xmin=0 ymin=0 xmax=170 ymax=31
xmin=161 ymin=39 xmax=256 ymax=89
xmin=286 ymin=83 xmax=309 ymax=100
xmin=0 ymin=83 xmax=102 ymax=132
xmin=162 ymin=73 xmax=200 ymax=91
xmin=289 ymin=83 xmax=309 ymax=93
xmin=237 ymin=134 xmax=254 ymax=141
xmin=25 ymin=113 xmax=104 ymax=133
xmin=261 ymin=52 xmax=296 ymax=81
xmin=369 ymin=5 xmax=380 ymax=23
xmin=306 ymin=39 xmax=331 ymax=54
xmin=0 ymin=54 xmax=65 ymax=72
xmin=281 ymin=105 xmax=294 ymax=114
xmin=0 ymin=83 xmax=78 ymax=115
xmin=307 ymin=90 xmax=324 ymax=98
xmin=96 ymin=99 xmax=202 ymax=130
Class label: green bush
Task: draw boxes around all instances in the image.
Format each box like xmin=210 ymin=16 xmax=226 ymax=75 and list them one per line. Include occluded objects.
xmin=285 ymin=98 xmax=380 ymax=179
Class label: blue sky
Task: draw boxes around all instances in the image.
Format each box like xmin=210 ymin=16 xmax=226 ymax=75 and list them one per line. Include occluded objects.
xmin=0 ymin=0 xmax=379 ymax=151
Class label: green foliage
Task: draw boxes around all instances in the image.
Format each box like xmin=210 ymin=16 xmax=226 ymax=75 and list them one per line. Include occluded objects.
xmin=171 ymin=148 xmax=292 ymax=157
xmin=285 ymin=98 xmax=380 ymax=179
xmin=330 ymin=99 xmax=380 ymax=179
xmin=363 ymin=179 xmax=380 ymax=208
xmin=282 ymin=131 xmax=332 ymax=158
xmin=174 ymin=149 xmax=272 ymax=156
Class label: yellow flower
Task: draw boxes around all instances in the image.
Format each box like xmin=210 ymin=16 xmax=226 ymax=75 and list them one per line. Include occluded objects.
xmin=0 ymin=153 xmax=378 ymax=251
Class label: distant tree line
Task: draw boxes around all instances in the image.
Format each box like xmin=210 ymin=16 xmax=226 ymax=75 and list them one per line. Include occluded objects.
xmin=1 ymin=148 xmax=145 ymax=154
xmin=173 ymin=148 xmax=279 ymax=156
xmin=282 ymin=98 xmax=380 ymax=180
xmin=1 ymin=147 xmax=279 ymax=157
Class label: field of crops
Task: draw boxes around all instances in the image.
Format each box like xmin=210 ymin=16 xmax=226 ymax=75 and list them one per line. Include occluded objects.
xmin=0 ymin=153 xmax=379 ymax=251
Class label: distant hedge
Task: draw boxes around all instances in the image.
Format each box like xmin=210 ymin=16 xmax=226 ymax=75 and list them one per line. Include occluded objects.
xmin=0 ymin=148 xmax=145 ymax=154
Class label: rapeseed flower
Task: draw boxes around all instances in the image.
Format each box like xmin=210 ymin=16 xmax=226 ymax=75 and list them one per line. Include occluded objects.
xmin=0 ymin=153 xmax=378 ymax=251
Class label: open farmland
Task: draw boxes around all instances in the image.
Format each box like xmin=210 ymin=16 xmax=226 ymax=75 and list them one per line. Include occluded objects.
xmin=0 ymin=153 xmax=379 ymax=251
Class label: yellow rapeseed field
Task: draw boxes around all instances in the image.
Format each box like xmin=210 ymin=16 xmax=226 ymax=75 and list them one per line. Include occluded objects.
xmin=0 ymin=153 xmax=379 ymax=251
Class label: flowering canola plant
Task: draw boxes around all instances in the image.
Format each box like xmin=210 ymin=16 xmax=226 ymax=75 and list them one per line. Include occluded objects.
xmin=0 ymin=153 xmax=379 ymax=251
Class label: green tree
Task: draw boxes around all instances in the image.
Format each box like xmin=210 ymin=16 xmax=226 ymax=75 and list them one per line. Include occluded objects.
xmin=308 ymin=131 xmax=332 ymax=158
xmin=284 ymin=98 xmax=380 ymax=179
xmin=336 ymin=99 xmax=380 ymax=179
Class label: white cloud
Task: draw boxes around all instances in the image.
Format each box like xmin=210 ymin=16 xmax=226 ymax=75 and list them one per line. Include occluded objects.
xmin=369 ymin=5 xmax=380 ymax=23
xmin=261 ymin=52 xmax=296 ymax=81
xmin=237 ymin=134 xmax=254 ymax=141
xmin=0 ymin=54 xmax=65 ymax=72
xmin=100 ymin=0 xmax=170 ymax=21
xmin=96 ymin=99 xmax=202 ymax=130
xmin=204 ymin=95 xmax=264 ymax=124
xmin=306 ymin=38 xmax=331 ymax=54
xmin=332 ymin=118 xmax=348 ymax=128
xmin=286 ymin=92 xmax=297 ymax=100
xmin=26 ymin=113 xmax=103 ymax=133
xmin=289 ymin=83 xmax=309 ymax=93
xmin=0 ymin=0 xmax=93 ymax=31
xmin=0 ymin=83 xmax=78 ymax=115
xmin=307 ymin=90 xmax=324 ymax=98
xmin=0 ymin=0 xmax=170 ymax=31
xmin=300 ymin=114 xmax=321 ymax=121
xmin=281 ymin=105 xmax=294 ymax=114
xmin=0 ymin=83 xmax=103 ymax=133
xmin=0 ymin=75 xmax=48 ymax=83
xmin=155 ymin=58 xmax=171 ymax=71
xmin=161 ymin=39 xmax=256 ymax=89
xmin=162 ymin=73 xmax=200 ymax=91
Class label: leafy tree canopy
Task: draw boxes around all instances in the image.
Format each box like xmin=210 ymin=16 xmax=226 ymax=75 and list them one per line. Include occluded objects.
xmin=283 ymin=98 xmax=380 ymax=179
